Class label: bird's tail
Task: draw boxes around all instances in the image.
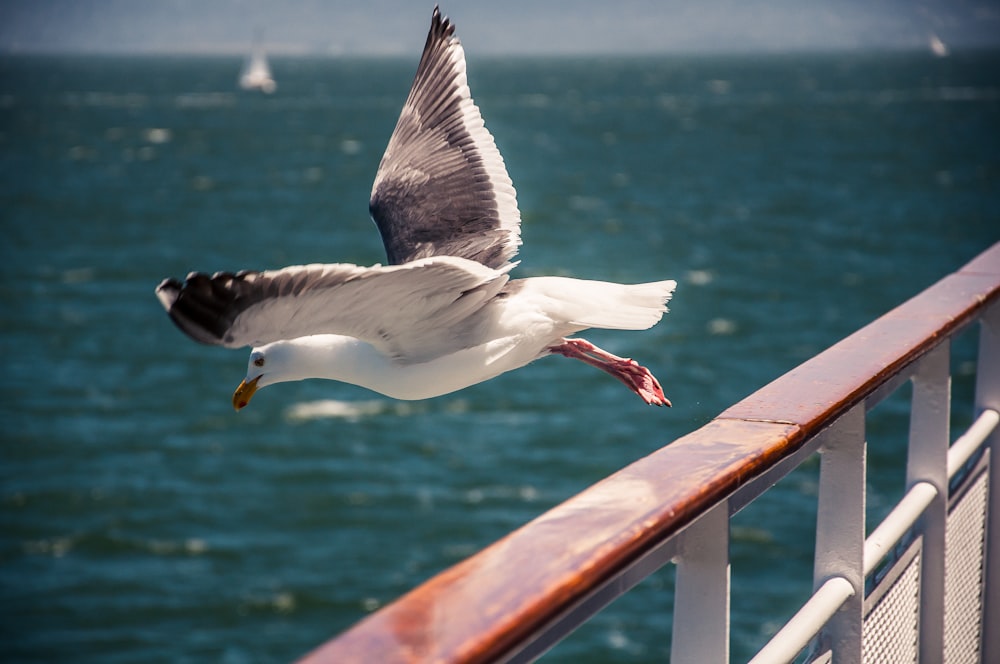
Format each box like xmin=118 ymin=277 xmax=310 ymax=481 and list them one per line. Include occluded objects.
xmin=531 ymin=277 xmax=677 ymax=331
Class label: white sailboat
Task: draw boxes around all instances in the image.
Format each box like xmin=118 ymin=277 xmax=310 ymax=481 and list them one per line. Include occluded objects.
xmin=239 ymin=31 xmax=276 ymax=93
xmin=928 ymin=32 xmax=949 ymax=58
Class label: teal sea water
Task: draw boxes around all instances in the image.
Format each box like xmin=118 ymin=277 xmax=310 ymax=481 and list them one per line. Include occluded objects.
xmin=2 ymin=50 xmax=998 ymax=662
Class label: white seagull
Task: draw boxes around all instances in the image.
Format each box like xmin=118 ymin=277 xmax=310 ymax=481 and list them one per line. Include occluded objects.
xmin=156 ymin=6 xmax=677 ymax=411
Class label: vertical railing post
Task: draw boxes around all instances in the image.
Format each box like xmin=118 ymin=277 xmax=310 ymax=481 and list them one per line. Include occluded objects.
xmin=977 ymin=304 xmax=1000 ymax=664
xmin=813 ymin=405 xmax=865 ymax=664
xmin=671 ymin=502 xmax=730 ymax=663
xmin=907 ymin=343 xmax=950 ymax=662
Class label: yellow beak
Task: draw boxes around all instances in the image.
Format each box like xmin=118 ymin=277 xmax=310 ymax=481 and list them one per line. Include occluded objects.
xmin=233 ymin=375 xmax=262 ymax=411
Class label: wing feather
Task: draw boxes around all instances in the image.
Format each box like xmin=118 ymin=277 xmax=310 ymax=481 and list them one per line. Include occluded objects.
xmin=369 ymin=6 xmax=521 ymax=269
xmin=156 ymin=256 xmax=512 ymax=362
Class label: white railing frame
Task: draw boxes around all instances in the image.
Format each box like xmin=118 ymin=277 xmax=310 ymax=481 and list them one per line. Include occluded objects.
xmin=977 ymin=304 xmax=1000 ymax=664
xmin=518 ymin=300 xmax=1000 ymax=663
xmin=300 ymin=245 xmax=1000 ymax=664
xmin=741 ymin=305 xmax=998 ymax=663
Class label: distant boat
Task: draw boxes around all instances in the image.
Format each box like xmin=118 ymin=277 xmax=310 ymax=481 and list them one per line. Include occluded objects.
xmin=239 ymin=32 xmax=276 ymax=93
xmin=928 ymin=33 xmax=949 ymax=58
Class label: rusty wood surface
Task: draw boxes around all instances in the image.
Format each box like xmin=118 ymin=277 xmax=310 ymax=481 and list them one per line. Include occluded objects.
xmin=299 ymin=242 xmax=1000 ymax=664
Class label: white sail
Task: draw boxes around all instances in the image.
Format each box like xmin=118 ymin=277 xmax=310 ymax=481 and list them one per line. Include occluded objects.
xmin=239 ymin=33 xmax=276 ymax=93
xmin=928 ymin=33 xmax=949 ymax=58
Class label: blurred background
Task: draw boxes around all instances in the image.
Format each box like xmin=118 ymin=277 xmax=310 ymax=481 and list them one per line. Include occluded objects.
xmin=2 ymin=1 xmax=998 ymax=662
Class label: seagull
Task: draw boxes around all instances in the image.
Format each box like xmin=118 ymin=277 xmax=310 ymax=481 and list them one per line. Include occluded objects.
xmin=156 ymin=6 xmax=677 ymax=411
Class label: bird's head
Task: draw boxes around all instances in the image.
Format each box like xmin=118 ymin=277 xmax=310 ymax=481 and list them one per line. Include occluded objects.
xmin=231 ymin=336 xmax=361 ymax=410
xmin=233 ymin=348 xmax=268 ymax=411
xmin=232 ymin=344 xmax=295 ymax=411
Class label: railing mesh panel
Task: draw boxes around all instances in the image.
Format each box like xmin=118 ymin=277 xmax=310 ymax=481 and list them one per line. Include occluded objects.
xmin=944 ymin=467 xmax=989 ymax=664
xmin=862 ymin=548 xmax=921 ymax=664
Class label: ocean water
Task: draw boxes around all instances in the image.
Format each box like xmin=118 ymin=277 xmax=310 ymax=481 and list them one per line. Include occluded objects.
xmin=1 ymin=50 xmax=998 ymax=662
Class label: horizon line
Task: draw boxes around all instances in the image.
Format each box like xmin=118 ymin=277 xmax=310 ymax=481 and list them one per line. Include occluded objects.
xmin=4 ymin=43 xmax=994 ymax=59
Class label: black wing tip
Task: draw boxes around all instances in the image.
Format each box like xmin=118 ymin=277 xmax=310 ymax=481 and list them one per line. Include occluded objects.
xmin=430 ymin=5 xmax=456 ymax=42
xmin=155 ymin=271 xmax=250 ymax=347
xmin=155 ymin=277 xmax=182 ymax=312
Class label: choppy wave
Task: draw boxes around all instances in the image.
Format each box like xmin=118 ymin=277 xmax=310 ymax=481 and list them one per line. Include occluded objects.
xmin=174 ymin=92 xmax=238 ymax=108
xmin=22 ymin=533 xmax=210 ymax=558
xmin=284 ymin=399 xmax=396 ymax=421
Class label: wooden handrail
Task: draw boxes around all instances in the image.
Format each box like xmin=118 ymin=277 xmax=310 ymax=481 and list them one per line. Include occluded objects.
xmin=299 ymin=242 xmax=1000 ymax=664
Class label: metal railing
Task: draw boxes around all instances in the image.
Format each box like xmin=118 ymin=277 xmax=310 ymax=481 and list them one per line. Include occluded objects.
xmin=299 ymin=242 xmax=1000 ymax=664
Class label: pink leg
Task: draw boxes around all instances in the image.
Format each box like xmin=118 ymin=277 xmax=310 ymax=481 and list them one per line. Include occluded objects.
xmin=548 ymin=338 xmax=671 ymax=407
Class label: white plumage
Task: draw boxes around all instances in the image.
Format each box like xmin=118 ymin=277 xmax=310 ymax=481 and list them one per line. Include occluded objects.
xmin=156 ymin=7 xmax=677 ymax=411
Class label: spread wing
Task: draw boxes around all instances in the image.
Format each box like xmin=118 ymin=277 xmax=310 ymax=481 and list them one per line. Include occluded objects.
xmin=155 ymin=256 xmax=513 ymax=362
xmin=369 ymin=6 xmax=521 ymax=270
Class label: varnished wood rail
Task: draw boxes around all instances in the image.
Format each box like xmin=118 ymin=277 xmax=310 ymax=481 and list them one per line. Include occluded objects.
xmin=299 ymin=242 xmax=1000 ymax=664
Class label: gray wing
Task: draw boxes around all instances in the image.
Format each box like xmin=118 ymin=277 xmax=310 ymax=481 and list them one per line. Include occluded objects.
xmin=155 ymin=256 xmax=513 ymax=362
xmin=369 ymin=6 xmax=521 ymax=270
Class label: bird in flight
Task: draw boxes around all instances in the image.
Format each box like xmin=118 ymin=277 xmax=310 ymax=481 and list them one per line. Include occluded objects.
xmin=156 ymin=6 xmax=677 ymax=411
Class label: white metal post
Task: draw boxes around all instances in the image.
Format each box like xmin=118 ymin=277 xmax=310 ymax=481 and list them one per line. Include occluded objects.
xmin=977 ymin=304 xmax=1000 ymax=664
xmin=907 ymin=343 xmax=951 ymax=662
xmin=813 ymin=405 xmax=866 ymax=664
xmin=671 ymin=501 xmax=730 ymax=663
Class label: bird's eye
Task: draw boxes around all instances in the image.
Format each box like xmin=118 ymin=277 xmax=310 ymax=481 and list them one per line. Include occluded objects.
xmin=253 ymin=357 xmax=265 ymax=367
